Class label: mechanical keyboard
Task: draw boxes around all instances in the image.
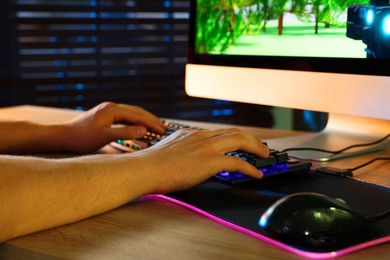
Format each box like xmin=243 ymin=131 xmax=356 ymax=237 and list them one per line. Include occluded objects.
xmin=112 ymin=121 xmax=312 ymax=185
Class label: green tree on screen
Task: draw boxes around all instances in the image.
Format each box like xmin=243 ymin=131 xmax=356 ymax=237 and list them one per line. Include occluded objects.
xmin=297 ymin=0 xmax=370 ymax=34
xmin=196 ymin=0 xmax=266 ymax=53
xmin=195 ymin=0 xmax=370 ymax=53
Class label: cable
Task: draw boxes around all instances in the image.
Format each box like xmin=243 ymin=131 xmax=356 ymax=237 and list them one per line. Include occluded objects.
xmin=315 ymin=157 xmax=390 ymax=178
xmin=348 ymin=157 xmax=390 ymax=171
xmin=368 ymin=208 xmax=390 ymax=223
xmin=281 ymin=133 xmax=390 ymax=155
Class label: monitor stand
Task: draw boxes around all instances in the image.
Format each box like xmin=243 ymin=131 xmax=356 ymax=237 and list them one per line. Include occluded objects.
xmin=265 ymin=113 xmax=390 ymax=161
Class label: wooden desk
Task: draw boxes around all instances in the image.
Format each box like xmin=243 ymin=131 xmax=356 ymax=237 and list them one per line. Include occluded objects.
xmin=0 ymin=105 xmax=389 ymax=259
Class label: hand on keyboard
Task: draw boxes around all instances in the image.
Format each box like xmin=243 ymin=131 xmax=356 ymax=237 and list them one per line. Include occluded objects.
xmin=125 ymin=127 xmax=269 ymax=192
xmin=111 ymin=121 xmax=311 ymax=185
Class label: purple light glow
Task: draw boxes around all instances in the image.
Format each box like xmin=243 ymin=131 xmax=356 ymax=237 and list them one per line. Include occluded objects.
xmin=150 ymin=194 xmax=390 ymax=259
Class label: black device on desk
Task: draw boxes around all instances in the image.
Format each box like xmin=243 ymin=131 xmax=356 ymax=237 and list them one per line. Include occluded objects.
xmin=258 ymin=192 xmax=374 ymax=239
xmin=163 ymin=173 xmax=390 ymax=256
xmin=111 ymin=121 xmax=312 ymax=185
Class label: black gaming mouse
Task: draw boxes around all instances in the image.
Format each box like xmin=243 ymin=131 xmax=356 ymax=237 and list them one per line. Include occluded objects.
xmin=258 ymin=192 xmax=371 ymax=240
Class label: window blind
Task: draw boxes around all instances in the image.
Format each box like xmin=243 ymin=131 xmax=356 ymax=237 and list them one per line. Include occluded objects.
xmin=0 ymin=0 xmax=273 ymax=127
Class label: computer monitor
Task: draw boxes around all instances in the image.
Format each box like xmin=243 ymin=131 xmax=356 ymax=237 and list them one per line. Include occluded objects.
xmin=185 ymin=0 xmax=390 ymax=161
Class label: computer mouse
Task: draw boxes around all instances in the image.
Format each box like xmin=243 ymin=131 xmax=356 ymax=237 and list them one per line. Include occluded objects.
xmin=258 ymin=192 xmax=370 ymax=240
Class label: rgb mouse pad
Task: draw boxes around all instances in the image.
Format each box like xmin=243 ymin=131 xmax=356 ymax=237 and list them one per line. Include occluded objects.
xmin=157 ymin=171 xmax=390 ymax=258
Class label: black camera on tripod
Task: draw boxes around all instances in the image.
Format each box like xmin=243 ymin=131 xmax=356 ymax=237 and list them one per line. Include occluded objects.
xmin=347 ymin=0 xmax=390 ymax=58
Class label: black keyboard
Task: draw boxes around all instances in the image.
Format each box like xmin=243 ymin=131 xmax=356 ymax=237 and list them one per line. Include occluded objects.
xmin=137 ymin=122 xmax=202 ymax=147
xmin=113 ymin=122 xmax=312 ymax=185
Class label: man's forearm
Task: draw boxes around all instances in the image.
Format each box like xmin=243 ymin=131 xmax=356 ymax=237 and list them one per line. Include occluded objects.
xmin=0 ymin=154 xmax=153 ymax=242
xmin=0 ymin=121 xmax=72 ymax=153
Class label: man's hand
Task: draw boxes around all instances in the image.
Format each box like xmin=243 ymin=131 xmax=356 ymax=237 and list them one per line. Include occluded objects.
xmin=63 ymin=102 xmax=167 ymax=153
xmin=134 ymin=128 xmax=270 ymax=194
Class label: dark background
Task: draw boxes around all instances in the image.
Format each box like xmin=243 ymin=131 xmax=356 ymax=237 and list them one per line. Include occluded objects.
xmin=0 ymin=0 xmax=326 ymax=130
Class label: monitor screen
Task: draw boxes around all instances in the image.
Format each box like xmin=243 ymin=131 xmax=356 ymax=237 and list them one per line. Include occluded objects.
xmin=185 ymin=0 xmax=390 ymax=160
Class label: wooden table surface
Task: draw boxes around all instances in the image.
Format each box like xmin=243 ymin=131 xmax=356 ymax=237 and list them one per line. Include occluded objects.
xmin=0 ymin=105 xmax=389 ymax=260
